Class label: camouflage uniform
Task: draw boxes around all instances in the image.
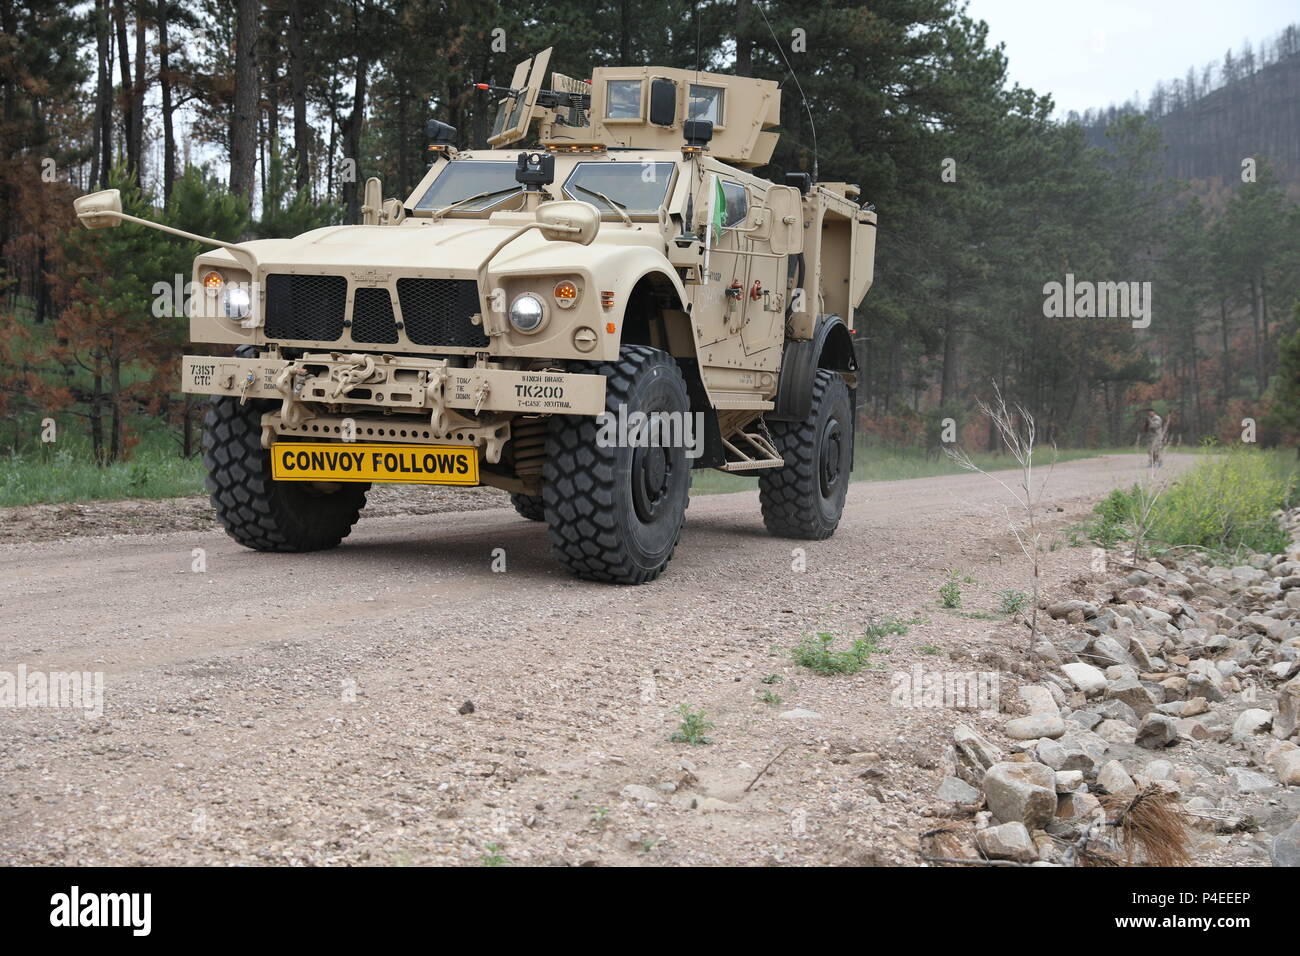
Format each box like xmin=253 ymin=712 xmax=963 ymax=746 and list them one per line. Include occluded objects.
xmin=1146 ymin=413 xmax=1164 ymax=468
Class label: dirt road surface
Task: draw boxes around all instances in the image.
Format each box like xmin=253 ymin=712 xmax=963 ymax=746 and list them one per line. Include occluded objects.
xmin=1 ymin=454 xmax=1197 ymax=865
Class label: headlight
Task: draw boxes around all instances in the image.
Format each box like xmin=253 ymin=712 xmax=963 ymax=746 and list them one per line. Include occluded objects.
xmin=223 ymin=286 xmax=252 ymax=320
xmin=508 ymin=293 xmax=546 ymax=333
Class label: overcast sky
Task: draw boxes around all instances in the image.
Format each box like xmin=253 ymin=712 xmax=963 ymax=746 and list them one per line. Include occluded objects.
xmin=962 ymin=0 xmax=1299 ymax=117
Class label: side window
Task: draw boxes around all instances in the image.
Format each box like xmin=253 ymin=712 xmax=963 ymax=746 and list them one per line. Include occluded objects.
xmin=606 ymin=80 xmax=642 ymax=120
xmin=688 ymin=85 xmax=725 ymax=126
xmin=721 ymin=181 xmax=749 ymax=228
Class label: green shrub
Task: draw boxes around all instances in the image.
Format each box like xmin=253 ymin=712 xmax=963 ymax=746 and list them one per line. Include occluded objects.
xmin=793 ymin=632 xmax=884 ymax=675
xmin=938 ymin=571 xmax=963 ymax=609
xmin=1089 ymin=485 xmax=1141 ymax=547
xmin=998 ymin=589 xmax=1030 ymax=614
xmin=1151 ymin=449 xmax=1295 ymax=555
xmin=669 ymin=705 xmax=714 ymax=745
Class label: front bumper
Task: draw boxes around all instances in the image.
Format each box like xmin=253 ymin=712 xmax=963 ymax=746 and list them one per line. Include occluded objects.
xmin=182 ymin=352 xmax=606 ymax=461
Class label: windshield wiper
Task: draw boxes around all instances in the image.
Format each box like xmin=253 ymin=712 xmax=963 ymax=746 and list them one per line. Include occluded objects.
xmin=572 ymin=184 xmax=634 ymax=226
xmin=426 ymin=186 xmax=521 ymax=221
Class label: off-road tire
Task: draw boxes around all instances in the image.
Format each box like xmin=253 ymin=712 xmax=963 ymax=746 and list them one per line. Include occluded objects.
xmin=510 ymin=492 xmax=545 ymax=521
xmin=759 ymin=369 xmax=853 ymax=540
xmin=543 ymin=345 xmax=691 ymax=584
xmin=203 ymin=396 xmax=368 ymax=552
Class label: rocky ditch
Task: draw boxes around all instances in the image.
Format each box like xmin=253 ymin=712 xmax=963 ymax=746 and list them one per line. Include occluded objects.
xmin=928 ymin=508 xmax=1300 ymax=867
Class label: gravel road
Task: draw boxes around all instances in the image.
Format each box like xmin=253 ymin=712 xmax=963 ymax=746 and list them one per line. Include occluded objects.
xmin=0 ymin=453 xmax=1195 ymax=865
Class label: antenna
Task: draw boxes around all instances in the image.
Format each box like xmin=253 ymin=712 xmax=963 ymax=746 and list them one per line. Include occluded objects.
xmin=756 ymin=1 xmax=818 ymax=182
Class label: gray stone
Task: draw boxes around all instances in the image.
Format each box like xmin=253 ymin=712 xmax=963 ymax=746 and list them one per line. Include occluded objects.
xmin=936 ymin=775 xmax=981 ymax=804
xmin=983 ymin=761 xmax=1058 ymax=829
xmin=777 ymin=707 xmax=822 ymax=720
xmin=1105 ymin=678 xmax=1161 ymax=718
xmin=1098 ymin=760 xmax=1137 ymax=801
xmin=1096 ymin=719 xmax=1137 ymax=744
xmin=1270 ymin=745 xmax=1300 ymax=785
xmin=1275 ymin=675 xmax=1300 ymax=740
xmin=1232 ymin=708 xmax=1273 ymax=738
xmin=953 ymin=724 xmax=1002 ymax=785
xmin=1136 ymin=713 xmax=1178 ymax=749
xmin=1227 ymin=768 xmax=1275 ymax=793
xmin=1054 ymin=770 xmax=1085 ymax=792
xmin=1272 ymin=821 xmax=1300 ymax=867
xmin=1091 ymin=698 xmax=1140 ymax=728
xmin=1005 ymin=715 xmax=1066 ymax=740
xmin=1018 ymin=684 xmax=1059 ymax=717
xmin=1061 ymin=662 xmax=1107 ymax=696
xmin=1089 ymin=636 xmax=1136 ymax=669
xmin=620 ymin=784 xmax=661 ymax=804
xmin=1069 ymin=709 xmax=1103 ymax=731
xmin=976 ymin=822 xmax=1038 ymax=862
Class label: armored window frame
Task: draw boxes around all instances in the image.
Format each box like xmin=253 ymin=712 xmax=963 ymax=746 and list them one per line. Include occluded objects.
xmin=605 ymin=80 xmax=644 ymax=122
xmin=561 ymin=161 xmax=677 ymax=217
xmin=412 ymin=161 xmax=522 ymax=214
xmin=687 ymin=84 xmax=725 ymax=129
xmin=720 ymin=181 xmax=749 ymax=228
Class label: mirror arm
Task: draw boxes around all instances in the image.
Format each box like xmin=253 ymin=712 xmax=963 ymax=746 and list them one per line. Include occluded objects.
xmin=77 ymin=209 xmax=259 ymax=272
xmin=475 ymin=220 xmax=580 ymax=335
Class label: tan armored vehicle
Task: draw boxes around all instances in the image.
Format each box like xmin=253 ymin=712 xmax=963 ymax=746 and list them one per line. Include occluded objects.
xmin=74 ymin=50 xmax=877 ymax=584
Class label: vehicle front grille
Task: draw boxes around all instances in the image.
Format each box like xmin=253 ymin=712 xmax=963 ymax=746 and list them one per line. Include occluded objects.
xmin=261 ymin=273 xmax=485 ymax=349
xmin=264 ymin=274 xmax=347 ymax=341
xmin=350 ymin=287 xmax=399 ymax=344
xmin=397 ymin=278 xmax=487 ymax=348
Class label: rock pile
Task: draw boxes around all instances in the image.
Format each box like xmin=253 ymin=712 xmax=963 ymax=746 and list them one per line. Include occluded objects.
xmin=936 ymin=508 xmax=1300 ymax=866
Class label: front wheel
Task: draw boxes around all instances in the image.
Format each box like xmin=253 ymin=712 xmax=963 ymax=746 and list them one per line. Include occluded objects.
xmin=759 ymin=369 xmax=853 ymax=539
xmin=203 ymin=397 xmax=369 ymax=552
xmin=543 ymin=345 xmax=691 ymax=584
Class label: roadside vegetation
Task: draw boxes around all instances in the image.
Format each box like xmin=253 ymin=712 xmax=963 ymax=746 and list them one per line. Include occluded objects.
xmin=1088 ymin=446 xmax=1298 ymax=560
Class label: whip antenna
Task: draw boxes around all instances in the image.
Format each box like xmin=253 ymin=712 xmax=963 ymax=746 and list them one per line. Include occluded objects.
xmin=757 ymin=1 xmax=818 ymax=182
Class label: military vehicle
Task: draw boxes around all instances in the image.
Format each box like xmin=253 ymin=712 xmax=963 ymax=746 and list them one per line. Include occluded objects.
xmin=73 ymin=49 xmax=877 ymax=585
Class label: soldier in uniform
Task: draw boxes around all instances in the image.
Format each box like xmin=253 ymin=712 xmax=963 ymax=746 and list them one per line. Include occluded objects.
xmin=1139 ymin=408 xmax=1168 ymax=469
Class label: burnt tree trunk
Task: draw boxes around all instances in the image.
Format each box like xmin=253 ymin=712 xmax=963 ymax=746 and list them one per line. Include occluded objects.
xmin=288 ymin=0 xmax=310 ymax=190
xmin=158 ymin=5 xmax=176 ymax=203
xmin=112 ymin=0 xmax=135 ymax=179
xmin=229 ymin=0 xmax=260 ymax=206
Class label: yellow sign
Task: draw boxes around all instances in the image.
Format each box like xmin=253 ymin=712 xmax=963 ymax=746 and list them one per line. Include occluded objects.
xmin=271 ymin=442 xmax=479 ymax=485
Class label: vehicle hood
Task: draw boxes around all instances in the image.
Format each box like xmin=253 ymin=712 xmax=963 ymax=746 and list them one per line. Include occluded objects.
xmin=234 ymin=219 xmax=659 ymax=276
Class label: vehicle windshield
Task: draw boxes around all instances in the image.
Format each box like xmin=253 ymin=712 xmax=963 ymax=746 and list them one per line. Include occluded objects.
xmin=562 ymin=162 xmax=676 ymax=215
xmin=415 ymin=161 xmax=521 ymax=213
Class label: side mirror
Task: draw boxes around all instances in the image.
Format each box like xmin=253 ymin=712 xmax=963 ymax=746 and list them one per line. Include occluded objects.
xmin=537 ymin=200 xmax=600 ymax=245
xmin=73 ymin=189 xmax=123 ymax=229
xmin=765 ymin=185 xmax=804 ymax=256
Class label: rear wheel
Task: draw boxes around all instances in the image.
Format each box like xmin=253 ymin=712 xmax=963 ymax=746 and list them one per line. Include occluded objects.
xmin=759 ymin=369 xmax=853 ymax=540
xmin=203 ymin=396 xmax=368 ymax=552
xmin=510 ymin=492 xmax=545 ymax=521
xmin=543 ymin=345 xmax=691 ymax=584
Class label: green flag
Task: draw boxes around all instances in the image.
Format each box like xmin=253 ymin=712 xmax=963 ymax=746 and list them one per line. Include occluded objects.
xmin=711 ymin=176 xmax=727 ymax=244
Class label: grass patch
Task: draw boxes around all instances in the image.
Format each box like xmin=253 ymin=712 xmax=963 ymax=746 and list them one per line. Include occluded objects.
xmin=0 ymin=427 xmax=205 ymax=507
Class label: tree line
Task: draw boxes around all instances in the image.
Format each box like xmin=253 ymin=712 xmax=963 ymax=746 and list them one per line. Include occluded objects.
xmin=1 ymin=0 xmax=1297 ymax=466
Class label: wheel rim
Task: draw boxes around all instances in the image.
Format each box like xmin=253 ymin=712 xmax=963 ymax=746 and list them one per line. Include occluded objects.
xmin=632 ymin=444 xmax=672 ymax=522
xmin=819 ymin=415 xmax=844 ymax=499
